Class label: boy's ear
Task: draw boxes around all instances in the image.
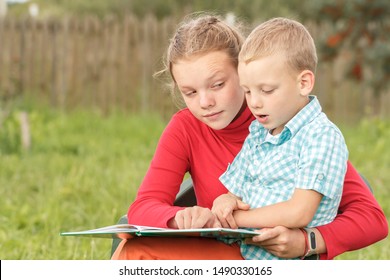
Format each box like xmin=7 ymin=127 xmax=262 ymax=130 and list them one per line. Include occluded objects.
xmin=298 ymin=70 xmax=315 ymax=96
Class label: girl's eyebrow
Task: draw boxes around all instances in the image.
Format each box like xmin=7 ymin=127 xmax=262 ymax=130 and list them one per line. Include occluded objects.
xmin=179 ymin=86 xmax=193 ymax=92
xmin=178 ymin=70 xmax=226 ymax=90
xmin=207 ymin=70 xmax=225 ymax=81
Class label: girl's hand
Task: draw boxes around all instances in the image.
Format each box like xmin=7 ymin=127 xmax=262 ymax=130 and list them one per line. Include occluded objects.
xmin=171 ymin=206 xmax=222 ymax=229
xmin=244 ymin=226 xmax=306 ymax=259
xmin=212 ymin=192 xmax=250 ymax=229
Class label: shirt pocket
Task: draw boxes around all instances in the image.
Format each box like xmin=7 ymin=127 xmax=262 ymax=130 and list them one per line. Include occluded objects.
xmin=248 ymin=151 xmax=299 ymax=195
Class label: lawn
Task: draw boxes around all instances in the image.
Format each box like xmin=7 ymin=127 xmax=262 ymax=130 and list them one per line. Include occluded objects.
xmin=0 ymin=106 xmax=388 ymax=259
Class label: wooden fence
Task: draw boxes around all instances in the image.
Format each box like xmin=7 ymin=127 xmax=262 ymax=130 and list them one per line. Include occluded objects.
xmin=0 ymin=15 xmax=389 ymax=122
xmin=0 ymin=15 xmax=179 ymax=118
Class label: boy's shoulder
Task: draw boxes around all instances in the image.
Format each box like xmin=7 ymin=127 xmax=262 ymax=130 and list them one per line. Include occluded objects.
xmin=304 ymin=112 xmax=344 ymax=138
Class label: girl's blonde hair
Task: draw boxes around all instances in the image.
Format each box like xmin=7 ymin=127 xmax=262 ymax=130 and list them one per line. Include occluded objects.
xmin=156 ymin=13 xmax=245 ymax=107
xmin=239 ymin=17 xmax=318 ymax=74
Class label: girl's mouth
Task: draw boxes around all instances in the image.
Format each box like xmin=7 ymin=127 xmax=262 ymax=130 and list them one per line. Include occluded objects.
xmin=204 ymin=111 xmax=223 ymax=120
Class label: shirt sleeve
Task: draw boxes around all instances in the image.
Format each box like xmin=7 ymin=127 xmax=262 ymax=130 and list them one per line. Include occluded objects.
xmin=317 ymin=161 xmax=389 ymax=259
xmin=219 ymin=136 xmax=252 ymax=198
xmin=296 ymin=125 xmax=348 ymax=200
xmin=127 ymin=114 xmax=189 ymax=228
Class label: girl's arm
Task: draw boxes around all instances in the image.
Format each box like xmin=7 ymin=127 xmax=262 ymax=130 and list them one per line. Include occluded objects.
xmin=315 ymin=161 xmax=388 ymax=259
xmin=127 ymin=115 xmax=189 ymax=228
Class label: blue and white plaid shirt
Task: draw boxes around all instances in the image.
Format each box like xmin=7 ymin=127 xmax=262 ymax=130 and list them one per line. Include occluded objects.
xmin=219 ymin=96 xmax=348 ymax=260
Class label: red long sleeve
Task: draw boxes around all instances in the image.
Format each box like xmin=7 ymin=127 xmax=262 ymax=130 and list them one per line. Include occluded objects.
xmin=317 ymin=161 xmax=388 ymax=259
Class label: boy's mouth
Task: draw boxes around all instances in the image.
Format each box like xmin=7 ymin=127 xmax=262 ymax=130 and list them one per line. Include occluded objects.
xmin=256 ymin=114 xmax=269 ymax=123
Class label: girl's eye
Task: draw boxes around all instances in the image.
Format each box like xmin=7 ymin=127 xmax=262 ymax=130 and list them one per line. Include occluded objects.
xmin=183 ymin=90 xmax=196 ymax=96
xmin=212 ymin=82 xmax=224 ymax=89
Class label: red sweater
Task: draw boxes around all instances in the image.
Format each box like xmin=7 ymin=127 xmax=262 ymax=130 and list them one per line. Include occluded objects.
xmin=128 ymin=107 xmax=388 ymax=259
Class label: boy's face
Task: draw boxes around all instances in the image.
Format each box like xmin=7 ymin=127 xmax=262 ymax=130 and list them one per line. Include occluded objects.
xmin=172 ymin=51 xmax=245 ymax=130
xmin=238 ymin=53 xmax=310 ymax=135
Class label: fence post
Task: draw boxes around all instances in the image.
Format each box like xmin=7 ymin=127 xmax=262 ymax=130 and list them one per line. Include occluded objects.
xmin=19 ymin=111 xmax=31 ymax=151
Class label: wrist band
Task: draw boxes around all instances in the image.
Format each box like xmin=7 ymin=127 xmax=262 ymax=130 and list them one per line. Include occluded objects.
xmin=299 ymin=228 xmax=309 ymax=260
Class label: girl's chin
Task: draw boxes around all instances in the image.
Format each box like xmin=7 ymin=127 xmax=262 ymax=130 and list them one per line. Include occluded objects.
xmin=205 ymin=118 xmax=232 ymax=130
xmin=208 ymin=122 xmax=228 ymax=130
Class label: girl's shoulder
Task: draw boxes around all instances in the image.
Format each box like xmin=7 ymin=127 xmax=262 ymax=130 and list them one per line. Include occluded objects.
xmin=166 ymin=108 xmax=203 ymax=136
xmin=170 ymin=108 xmax=202 ymax=127
xmin=173 ymin=108 xmax=193 ymax=119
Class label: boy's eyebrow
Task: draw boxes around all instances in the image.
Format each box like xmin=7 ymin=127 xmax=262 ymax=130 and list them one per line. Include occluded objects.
xmin=240 ymin=81 xmax=278 ymax=89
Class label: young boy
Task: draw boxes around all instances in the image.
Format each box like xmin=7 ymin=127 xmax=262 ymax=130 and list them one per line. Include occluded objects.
xmin=213 ymin=17 xmax=349 ymax=260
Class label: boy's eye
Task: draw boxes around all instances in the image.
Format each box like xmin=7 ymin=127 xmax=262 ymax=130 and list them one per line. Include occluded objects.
xmin=241 ymin=86 xmax=250 ymax=95
xmin=262 ymin=89 xmax=274 ymax=94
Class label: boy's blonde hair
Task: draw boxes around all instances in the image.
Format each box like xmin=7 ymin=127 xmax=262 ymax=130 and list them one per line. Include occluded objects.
xmin=156 ymin=13 xmax=245 ymax=107
xmin=239 ymin=17 xmax=318 ymax=74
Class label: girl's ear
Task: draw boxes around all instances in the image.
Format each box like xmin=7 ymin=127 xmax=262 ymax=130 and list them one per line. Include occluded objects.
xmin=298 ymin=70 xmax=315 ymax=97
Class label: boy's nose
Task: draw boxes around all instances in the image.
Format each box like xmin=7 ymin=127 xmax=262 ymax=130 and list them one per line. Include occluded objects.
xmin=248 ymin=94 xmax=263 ymax=109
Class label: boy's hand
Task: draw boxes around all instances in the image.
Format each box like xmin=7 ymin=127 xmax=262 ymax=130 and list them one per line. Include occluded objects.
xmin=212 ymin=192 xmax=250 ymax=229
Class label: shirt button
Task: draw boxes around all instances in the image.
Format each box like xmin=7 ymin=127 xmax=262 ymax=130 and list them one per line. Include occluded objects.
xmin=318 ymin=174 xmax=324 ymax=180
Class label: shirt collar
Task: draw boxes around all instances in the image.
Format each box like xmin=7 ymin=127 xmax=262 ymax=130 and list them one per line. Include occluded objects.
xmin=249 ymin=96 xmax=322 ymax=145
xmin=285 ymin=96 xmax=322 ymax=137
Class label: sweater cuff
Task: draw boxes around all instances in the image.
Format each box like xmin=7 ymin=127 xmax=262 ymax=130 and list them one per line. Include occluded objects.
xmin=164 ymin=206 xmax=185 ymax=228
xmin=316 ymin=225 xmax=334 ymax=260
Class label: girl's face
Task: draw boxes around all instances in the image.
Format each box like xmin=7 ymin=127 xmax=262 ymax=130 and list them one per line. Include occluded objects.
xmin=171 ymin=51 xmax=245 ymax=130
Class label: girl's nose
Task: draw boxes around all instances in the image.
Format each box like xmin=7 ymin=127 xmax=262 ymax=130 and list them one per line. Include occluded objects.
xmin=199 ymin=91 xmax=216 ymax=108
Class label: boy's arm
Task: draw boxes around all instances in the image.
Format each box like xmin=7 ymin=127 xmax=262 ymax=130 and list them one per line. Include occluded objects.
xmin=234 ymin=188 xmax=323 ymax=228
xmin=245 ymin=164 xmax=388 ymax=260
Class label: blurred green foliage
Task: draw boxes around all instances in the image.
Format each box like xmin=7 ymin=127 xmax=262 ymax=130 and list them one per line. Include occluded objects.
xmin=301 ymin=0 xmax=390 ymax=97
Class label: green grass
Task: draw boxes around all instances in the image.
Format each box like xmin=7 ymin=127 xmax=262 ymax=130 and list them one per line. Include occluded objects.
xmin=0 ymin=107 xmax=166 ymax=259
xmin=335 ymin=118 xmax=390 ymax=260
xmin=0 ymin=106 xmax=389 ymax=259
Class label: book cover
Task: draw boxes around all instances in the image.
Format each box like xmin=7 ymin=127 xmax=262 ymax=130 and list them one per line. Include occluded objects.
xmin=60 ymin=224 xmax=259 ymax=240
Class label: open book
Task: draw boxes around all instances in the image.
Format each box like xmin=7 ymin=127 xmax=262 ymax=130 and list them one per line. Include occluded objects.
xmin=60 ymin=224 xmax=259 ymax=240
